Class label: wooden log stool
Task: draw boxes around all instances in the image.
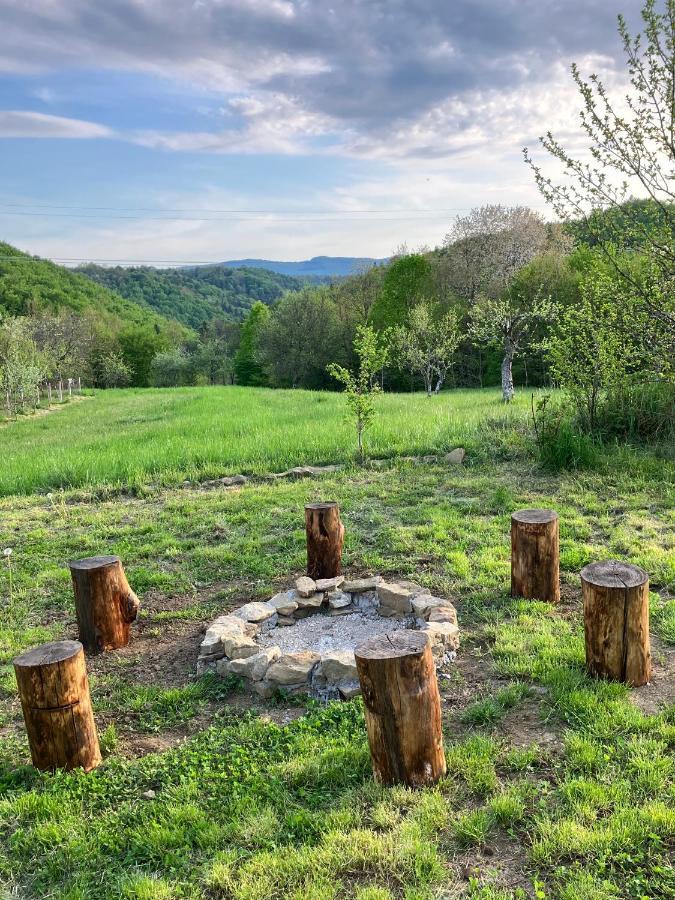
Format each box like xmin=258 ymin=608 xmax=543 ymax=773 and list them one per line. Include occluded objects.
xmin=354 ymin=631 xmax=446 ymax=787
xmin=305 ymin=501 xmax=345 ymax=580
xmin=581 ymin=561 xmax=651 ymax=686
xmin=13 ymin=640 xmax=101 ymax=772
xmin=69 ymin=555 xmax=140 ymax=653
xmin=511 ymin=509 xmax=560 ymax=603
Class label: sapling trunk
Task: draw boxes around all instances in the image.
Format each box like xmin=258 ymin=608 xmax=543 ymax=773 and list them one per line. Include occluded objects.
xmin=501 ymin=344 xmax=515 ymax=403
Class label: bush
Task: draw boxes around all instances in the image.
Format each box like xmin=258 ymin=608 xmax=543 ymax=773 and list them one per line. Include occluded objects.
xmin=593 ymin=381 xmax=675 ymax=443
xmin=531 ymin=395 xmax=599 ymax=471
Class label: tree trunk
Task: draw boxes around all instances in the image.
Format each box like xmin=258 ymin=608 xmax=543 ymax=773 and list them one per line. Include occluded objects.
xmin=69 ymin=556 xmax=140 ymax=653
xmin=13 ymin=640 xmax=101 ymax=772
xmin=511 ymin=509 xmax=560 ymax=604
xmin=355 ymin=631 xmax=446 ymax=787
xmin=581 ymin=561 xmax=651 ymax=686
xmin=501 ymin=343 xmax=515 ymax=402
xmin=305 ymin=502 xmax=345 ymax=580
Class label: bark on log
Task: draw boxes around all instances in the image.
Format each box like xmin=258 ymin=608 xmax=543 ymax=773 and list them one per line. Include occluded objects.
xmin=354 ymin=631 xmax=446 ymax=787
xmin=511 ymin=509 xmax=560 ymax=604
xmin=581 ymin=560 xmax=651 ymax=686
xmin=305 ymin=502 xmax=344 ymax=580
xmin=13 ymin=640 xmax=101 ymax=772
xmin=69 ymin=555 xmax=140 ymax=653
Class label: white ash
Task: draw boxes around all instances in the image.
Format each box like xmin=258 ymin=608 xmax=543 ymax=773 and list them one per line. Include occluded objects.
xmin=258 ymin=609 xmax=414 ymax=655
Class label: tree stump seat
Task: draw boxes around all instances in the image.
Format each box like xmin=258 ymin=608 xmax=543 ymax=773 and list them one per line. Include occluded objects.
xmin=511 ymin=508 xmax=560 ymax=604
xmin=13 ymin=640 xmax=101 ymax=772
xmin=581 ymin=560 xmax=651 ymax=686
xmin=354 ymin=631 xmax=446 ymax=787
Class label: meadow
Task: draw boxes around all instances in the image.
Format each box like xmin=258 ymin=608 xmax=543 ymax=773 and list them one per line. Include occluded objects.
xmin=0 ymin=386 xmax=673 ymax=899
xmin=0 ymin=386 xmax=534 ymax=496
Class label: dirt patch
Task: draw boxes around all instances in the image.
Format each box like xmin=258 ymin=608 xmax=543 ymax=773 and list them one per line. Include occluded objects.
xmin=450 ymin=834 xmax=535 ymax=897
xmin=631 ymin=633 xmax=675 ymax=715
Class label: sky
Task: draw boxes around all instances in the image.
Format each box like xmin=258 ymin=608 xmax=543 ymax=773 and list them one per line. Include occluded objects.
xmin=0 ymin=0 xmax=638 ymax=265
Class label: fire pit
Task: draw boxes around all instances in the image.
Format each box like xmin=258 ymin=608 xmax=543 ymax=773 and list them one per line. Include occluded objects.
xmin=198 ymin=575 xmax=460 ymax=700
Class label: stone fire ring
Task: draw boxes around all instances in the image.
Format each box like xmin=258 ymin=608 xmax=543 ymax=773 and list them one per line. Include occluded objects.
xmin=198 ymin=575 xmax=460 ymax=700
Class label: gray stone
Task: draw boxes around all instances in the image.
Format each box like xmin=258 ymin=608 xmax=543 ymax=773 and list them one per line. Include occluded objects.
xmin=377 ymin=606 xmax=400 ymax=618
xmin=267 ymin=651 xmax=321 ymax=685
xmin=421 ymin=622 xmax=460 ymax=659
xmin=295 ymin=576 xmax=317 ymax=598
xmin=269 ymin=590 xmax=299 ymax=616
xmin=320 ymin=650 xmax=358 ymax=684
xmin=197 ymin=658 xmax=217 ymax=676
xmin=354 ymin=591 xmax=378 ymax=611
xmin=411 ymin=595 xmax=448 ymax=617
xmin=315 ymin=576 xmax=345 ymax=591
xmin=253 ymin=680 xmax=275 ymax=699
xmin=296 ymin=591 xmax=325 ymax=610
xmin=376 ymin=582 xmax=414 ymax=614
xmin=228 ymin=646 xmax=281 ymax=681
xmin=199 ymin=615 xmax=247 ymax=659
xmin=222 ymin=474 xmax=247 ymax=486
xmin=222 ymin=632 xmax=259 ymax=659
xmin=328 ymin=606 xmax=353 ymax=616
xmin=216 ymin=658 xmax=232 ymax=676
xmin=445 ymin=448 xmax=466 ymax=465
xmin=327 ymin=590 xmax=351 ymax=609
xmin=276 ymin=615 xmax=296 ymax=627
xmin=274 ymin=465 xmax=342 ymax=479
xmin=427 ymin=605 xmax=458 ymax=626
xmin=338 ymin=682 xmax=361 ymax=700
xmin=343 ymin=576 xmax=382 ymax=593
xmin=235 ymin=601 xmax=277 ymax=624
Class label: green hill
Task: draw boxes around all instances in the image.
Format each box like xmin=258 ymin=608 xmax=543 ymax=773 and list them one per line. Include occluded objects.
xmin=76 ymin=263 xmax=305 ymax=329
xmin=0 ymin=242 xmax=178 ymax=330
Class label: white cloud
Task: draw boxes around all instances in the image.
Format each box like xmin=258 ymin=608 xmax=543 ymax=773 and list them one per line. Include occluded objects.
xmin=0 ymin=110 xmax=114 ymax=138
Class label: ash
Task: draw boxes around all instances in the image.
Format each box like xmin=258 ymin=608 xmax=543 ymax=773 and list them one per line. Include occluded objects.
xmin=259 ymin=610 xmax=414 ymax=655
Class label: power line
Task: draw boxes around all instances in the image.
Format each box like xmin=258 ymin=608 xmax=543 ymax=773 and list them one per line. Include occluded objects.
xmin=0 ymin=200 xmax=549 ymax=214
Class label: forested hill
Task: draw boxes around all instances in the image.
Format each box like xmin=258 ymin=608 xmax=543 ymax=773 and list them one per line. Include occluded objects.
xmin=77 ymin=264 xmax=304 ymax=329
xmin=0 ymin=242 xmax=177 ymax=331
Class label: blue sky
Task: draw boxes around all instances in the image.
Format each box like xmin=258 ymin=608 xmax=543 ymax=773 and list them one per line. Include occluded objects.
xmin=0 ymin=0 xmax=634 ymax=264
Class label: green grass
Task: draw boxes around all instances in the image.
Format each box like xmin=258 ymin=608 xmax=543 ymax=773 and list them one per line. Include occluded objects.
xmin=0 ymin=385 xmax=536 ymax=496
xmin=0 ymin=385 xmax=673 ymax=898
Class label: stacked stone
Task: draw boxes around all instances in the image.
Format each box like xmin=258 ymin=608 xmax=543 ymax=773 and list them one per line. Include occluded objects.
xmin=197 ymin=573 xmax=460 ymax=700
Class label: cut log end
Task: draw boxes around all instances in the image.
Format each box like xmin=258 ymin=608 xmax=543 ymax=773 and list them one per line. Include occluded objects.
xmin=355 ymin=630 xmax=429 ymax=660
xmin=580 ymin=560 xmax=648 ymax=590
xmin=14 ymin=639 xmax=82 ymax=670
xmin=511 ymin=509 xmax=558 ymax=525
xmin=69 ymin=555 xmax=120 ymax=571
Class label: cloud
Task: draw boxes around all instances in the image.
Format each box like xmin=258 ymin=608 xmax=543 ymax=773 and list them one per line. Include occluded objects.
xmin=0 ymin=0 xmax=636 ymax=160
xmin=0 ymin=110 xmax=114 ymax=138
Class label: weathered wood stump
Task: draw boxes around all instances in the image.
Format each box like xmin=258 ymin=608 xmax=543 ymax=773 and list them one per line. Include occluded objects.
xmin=69 ymin=556 xmax=140 ymax=653
xmin=305 ymin=502 xmax=344 ymax=580
xmin=13 ymin=640 xmax=101 ymax=772
xmin=581 ymin=561 xmax=651 ymax=686
xmin=511 ymin=509 xmax=560 ymax=604
xmin=354 ymin=631 xmax=446 ymax=787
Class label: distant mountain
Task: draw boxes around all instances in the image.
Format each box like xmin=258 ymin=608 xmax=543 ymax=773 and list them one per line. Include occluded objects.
xmin=219 ymin=256 xmax=387 ymax=277
xmin=77 ymin=264 xmax=304 ymax=329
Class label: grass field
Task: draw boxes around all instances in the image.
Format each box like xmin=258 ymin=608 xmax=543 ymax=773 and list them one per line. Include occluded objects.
xmin=0 ymin=386 xmax=673 ymax=899
xmin=0 ymin=386 xmax=536 ymax=495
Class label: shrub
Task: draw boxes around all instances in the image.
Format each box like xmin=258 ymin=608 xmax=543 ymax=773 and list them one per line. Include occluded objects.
xmin=531 ymin=394 xmax=599 ymax=472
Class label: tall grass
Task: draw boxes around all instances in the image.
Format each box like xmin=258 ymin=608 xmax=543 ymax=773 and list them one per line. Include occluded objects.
xmin=0 ymin=386 xmax=538 ymax=496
